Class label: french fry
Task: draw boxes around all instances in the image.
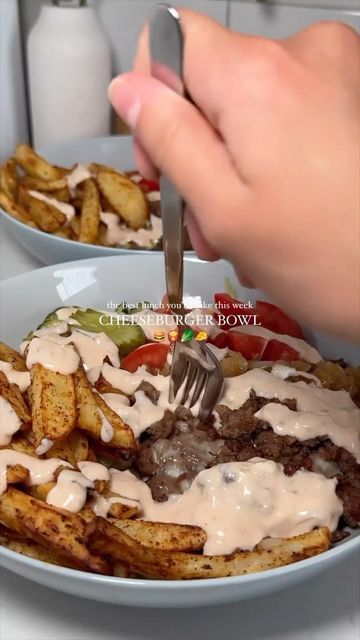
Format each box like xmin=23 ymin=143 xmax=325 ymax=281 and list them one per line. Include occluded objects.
xmin=87 ymin=519 xmax=331 ymax=580
xmin=96 ymin=170 xmax=149 ymax=229
xmin=79 ymin=178 xmax=100 ymax=244
xmin=20 ymin=176 xmax=67 ymax=192
xmin=0 ymin=371 xmax=31 ymax=424
xmin=0 ymin=342 xmax=27 ymax=371
xmin=0 ymin=488 xmax=110 ymax=574
xmin=0 ymin=159 xmax=17 ymax=199
xmin=30 ymin=364 xmax=76 ymax=447
xmin=109 ymin=519 xmax=207 ymax=552
xmin=0 ymin=191 xmax=38 ymax=228
xmin=20 ymin=190 xmax=66 ymax=232
xmin=45 ymin=429 xmax=88 ymax=465
xmin=74 ymin=367 xmax=136 ymax=451
xmin=15 ymin=144 xmax=61 ymax=181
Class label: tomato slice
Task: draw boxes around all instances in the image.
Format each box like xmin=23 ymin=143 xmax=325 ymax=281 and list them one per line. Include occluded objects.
xmin=227 ymin=332 xmax=267 ymax=360
xmin=213 ymin=293 xmax=247 ymax=329
xmin=254 ymin=301 xmax=303 ymax=339
xmin=261 ymin=339 xmax=299 ymax=361
xmin=139 ymin=178 xmax=160 ymax=193
xmin=209 ymin=332 xmax=229 ymax=350
xmin=209 ymin=331 xmax=267 ymax=359
xmin=214 ymin=293 xmax=303 ymax=338
xmin=121 ymin=343 xmax=169 ymax=373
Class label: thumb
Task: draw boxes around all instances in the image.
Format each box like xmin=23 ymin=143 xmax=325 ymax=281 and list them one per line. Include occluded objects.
xmin=108 ymin=73 xmax=242 ymax=254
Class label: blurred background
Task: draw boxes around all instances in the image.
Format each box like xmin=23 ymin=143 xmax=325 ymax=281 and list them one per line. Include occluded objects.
xmin=1 ymin=0 xmax=359 ymax=162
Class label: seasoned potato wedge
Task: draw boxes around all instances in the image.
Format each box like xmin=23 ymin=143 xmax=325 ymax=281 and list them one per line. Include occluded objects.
xmin=52 ymin=186 xmax=70 ymax=203
xmin=87 ymin=519 xmax=330 ymax=580
xmin=20 ymin=190 xmax=66 ymax=232
xmin=78 ymin=505 xmax=96 ymax=524
xmin=6 ymin=465 xmax=29 ymax=486
xmin=30 ymin=364 xmax=76 ymax=446
xmin=20 ymin=176 xmax=67 ymax=192
xmin=15 ymin=145 xmax=61 ymax=180
xmin=0 ymin=371 xmax=31 ymax=424
xmin=79 ymin=178 xmax=100 ymax=244
xmin=0 ymin=191 xmax=38 ymax=227
xmin=107 ymin=502 xmax=141 ymax=520
xmin=88 ymin=162 xmax=119 ymax=176
xmin=113 ymin=561 xmax=130 ymax=578
xmin=109 ymin=519 xmax=207 ymax=552
xmin=2 ymin=434 xmax=36 ymax=456
xmin=94 ymin=374 xmax=126 ymax=395
xmin=70 ymin=214 xmax=80 ymax=238
xmin=95 ymin=394 xmax=136 ymax=450
xmin=0 ymin=531 xmax=80 ymax=569
xmin=0 ymin=488 xmax=110 ymax=574
xmin=0 ymin=342 xmax=27 ymax=371
xmin=0 ymin=159 xmax=17 ymax=199
xmin=29 ymin=481 xmax=55 ymax=501
xmin=54 ymin=228 xmax=73 ymax=239
xmin=45 ymin=429 xmax=88 ymax=466
xmin=96 ymin=170 xmax=148 ymax=229
xmin=74 ymin=367 xmax=136 ymax=451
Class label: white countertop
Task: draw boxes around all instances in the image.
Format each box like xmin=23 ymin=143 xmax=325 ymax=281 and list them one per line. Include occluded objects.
xmin=0 ymin=223 xmax=359 ymax=640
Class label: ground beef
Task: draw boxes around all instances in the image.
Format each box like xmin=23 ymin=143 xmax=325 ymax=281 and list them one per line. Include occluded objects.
xmin=313 ymin=441 xmax=360 ymax=527
xmin=136 ymin=407 xmax=223 ymax=501
xmin=286 ymin=375 xmax=313 ymax=384
xmin=216 ymin=393 xmax=297 ymax=440
xmin=136 ymin=381 xmax=160 ymax=404
xmin=330 ymin=528 xmax=350 ymax=543
xmin=134 ymin=386 xmax=360 ymax=529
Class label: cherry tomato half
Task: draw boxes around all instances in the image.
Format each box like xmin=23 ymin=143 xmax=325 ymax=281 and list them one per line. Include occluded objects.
xmin=121 ymin=343 xmax=169 ymax=373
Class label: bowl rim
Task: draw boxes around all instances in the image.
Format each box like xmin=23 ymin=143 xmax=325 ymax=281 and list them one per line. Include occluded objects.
xmin=0 ymin=207 xmax=196 ymax=255
xmin=0 ymin=532 xmax=358 ymax=589
xmin=1 ymin=254 xmax=359 ymax=588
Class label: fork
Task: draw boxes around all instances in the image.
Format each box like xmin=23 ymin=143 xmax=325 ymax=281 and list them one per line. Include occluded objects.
xmin=149 ymin=4 xmax=224 ymax=421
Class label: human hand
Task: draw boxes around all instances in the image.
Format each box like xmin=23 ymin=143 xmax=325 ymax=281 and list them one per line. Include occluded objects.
xmin=109 ymin=10 xmax=360 ymax=340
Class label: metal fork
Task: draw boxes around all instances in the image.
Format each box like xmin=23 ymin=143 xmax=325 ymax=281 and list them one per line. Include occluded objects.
xmin=150 ymin=4 xmax=224 ymax=421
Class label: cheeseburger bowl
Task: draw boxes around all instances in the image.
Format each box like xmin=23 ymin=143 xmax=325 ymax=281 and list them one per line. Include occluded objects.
xmin=0 ymin=255 xmax=359 ymax=607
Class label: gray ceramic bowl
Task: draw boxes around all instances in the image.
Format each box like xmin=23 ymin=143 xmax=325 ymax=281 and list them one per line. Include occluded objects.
xmin=0 ymin=254 xmax=359 ymax=607
xmin=0 ymin=136 xmax=194 ymax=265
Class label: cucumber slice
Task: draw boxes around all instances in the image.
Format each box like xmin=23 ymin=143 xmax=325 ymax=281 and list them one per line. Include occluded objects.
xmin=24 ymin=308 xmax=67 ymax=340
xmin=70 ymin=308 xmax=146 ymax=356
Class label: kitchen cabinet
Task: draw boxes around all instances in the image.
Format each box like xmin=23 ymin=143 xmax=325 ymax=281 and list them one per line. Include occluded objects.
xmin=95 ymin=1 xmax=228 ymax=74
xmin=229 ymin=1 xmax=359 ymax=36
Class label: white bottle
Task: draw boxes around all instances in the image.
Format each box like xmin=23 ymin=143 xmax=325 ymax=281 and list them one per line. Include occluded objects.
xmin=27 ymin=4 xmax=112 ymax=148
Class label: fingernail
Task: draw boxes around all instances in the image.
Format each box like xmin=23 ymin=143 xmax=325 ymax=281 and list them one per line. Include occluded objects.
xmin=108 ymin=77 xmax=141 ymax=129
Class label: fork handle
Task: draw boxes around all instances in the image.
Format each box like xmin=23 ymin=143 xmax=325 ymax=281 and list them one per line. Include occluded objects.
xmin=160 ymin=174 xmax=184 ymax=309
